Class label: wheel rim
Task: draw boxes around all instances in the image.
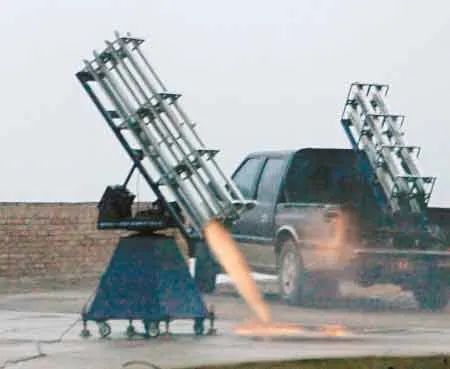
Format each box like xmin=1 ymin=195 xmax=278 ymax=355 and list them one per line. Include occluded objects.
xmin=281 ymin=250 xmax=297 ymax=295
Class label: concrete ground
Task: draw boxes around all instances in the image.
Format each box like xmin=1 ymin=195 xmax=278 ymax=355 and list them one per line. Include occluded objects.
xmin=0 ymin=275 xmax=449 ymax=369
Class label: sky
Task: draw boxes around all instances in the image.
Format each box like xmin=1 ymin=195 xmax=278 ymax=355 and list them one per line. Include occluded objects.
xmin=1 ymin=0 xmax=450 ymax=207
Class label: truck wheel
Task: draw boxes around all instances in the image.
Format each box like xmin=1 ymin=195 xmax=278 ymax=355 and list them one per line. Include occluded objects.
xmin=278 ymin=239 xmax=305 ymax=305
xmin=413 ymin=281 xmax=449 ymax=311
xmin=195 ymin=262 xmax=217 ymax=293
xmin=195 ymin=242 xmax=217 ymax=293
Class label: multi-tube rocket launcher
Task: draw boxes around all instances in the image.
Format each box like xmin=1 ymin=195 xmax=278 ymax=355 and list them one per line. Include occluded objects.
xmin=76 ymin=32 xmax=252 ymax=338
xmin=78 ymin=31 xmax=252 ymax=234
xmin=341 ymin=83 xmax=435 ymax=228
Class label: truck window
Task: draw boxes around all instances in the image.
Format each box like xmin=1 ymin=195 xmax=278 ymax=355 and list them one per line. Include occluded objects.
xmin=256 ymin=158 xmax=285 ymax=203
xmin=285 ymin=154 xmax=364 ymax=204
xmin=232 ymin=157 xmax=264 ymax=199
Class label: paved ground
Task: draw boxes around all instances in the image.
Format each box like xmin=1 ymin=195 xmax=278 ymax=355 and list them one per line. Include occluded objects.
xmin=0 ymin=276 xmax=449 ymax=369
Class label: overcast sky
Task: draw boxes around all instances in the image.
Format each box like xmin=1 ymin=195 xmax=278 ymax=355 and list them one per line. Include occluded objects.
xmin=1 ymin=0 xmax=450 ymax=206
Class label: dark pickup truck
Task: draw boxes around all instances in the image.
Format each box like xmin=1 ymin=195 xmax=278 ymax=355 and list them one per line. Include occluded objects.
xmin=195 ymin=148 xmax=450 ymax=310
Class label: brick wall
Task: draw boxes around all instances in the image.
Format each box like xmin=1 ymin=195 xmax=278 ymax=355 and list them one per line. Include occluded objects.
xmin=0 ymin=203 xmax=125 ymax=279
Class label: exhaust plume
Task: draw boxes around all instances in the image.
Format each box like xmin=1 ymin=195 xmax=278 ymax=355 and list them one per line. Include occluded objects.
xmin=203 ymin=219 xmax=350 ymax=338
xmin=203 ymin=220 xmax=271 ymax=323
xmin=234 ymin=320 xmax=304 ymax=337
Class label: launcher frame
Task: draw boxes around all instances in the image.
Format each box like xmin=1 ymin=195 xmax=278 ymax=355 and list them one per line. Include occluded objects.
xmin=77 ymin=31 xmax=251 ymax=237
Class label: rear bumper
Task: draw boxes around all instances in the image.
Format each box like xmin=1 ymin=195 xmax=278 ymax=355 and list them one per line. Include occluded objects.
xmin=351 ymin=248 xmax=450 ymax=287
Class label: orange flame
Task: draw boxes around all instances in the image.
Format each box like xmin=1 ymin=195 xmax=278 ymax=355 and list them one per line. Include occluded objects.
xmin=203 ymin=220 xmax=351 ymax=338
xmin=203 ymin=220 xmax=271 ymax=323
xmin=319 ymin=324 xmax=348 ymax=337
xmin=234 ymin=321 xmax=304 ymax=337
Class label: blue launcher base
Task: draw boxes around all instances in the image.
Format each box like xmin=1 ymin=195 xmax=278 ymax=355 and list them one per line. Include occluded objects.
xmin=82 ymin=234 xmax=209 ymax=324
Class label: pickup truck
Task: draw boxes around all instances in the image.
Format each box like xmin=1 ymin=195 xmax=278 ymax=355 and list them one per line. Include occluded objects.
xmin=195 ymin=147 xmax=450 ymax=310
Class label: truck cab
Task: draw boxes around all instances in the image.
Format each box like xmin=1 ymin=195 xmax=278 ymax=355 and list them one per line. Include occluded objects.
xmin=231 ymin=148 xmax=378 ymax=270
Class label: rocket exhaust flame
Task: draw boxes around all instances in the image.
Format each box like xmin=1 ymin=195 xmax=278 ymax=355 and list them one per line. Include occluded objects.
xmin=234 ymin=321 xmax=305 ymax=337
xmin=203 ymin=221 xmax=306 ymax=337
xmin=320 ymin=324 xmax=348 ymax=337
xmin=203 ymin=220 xmax=271 ymax=323
xmin=203 ymin=219 xmax=351 ymax=338
xmin=234 ymin=322 xmax=350 ymax=338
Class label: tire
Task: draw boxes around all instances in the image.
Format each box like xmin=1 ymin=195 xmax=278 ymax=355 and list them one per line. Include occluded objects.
xmin=97 ymin=321 xmax=111 ymax=338
xmin=278 ymin=238 xmax=306 ymax=305
xmin=356 ymin=264 xmax=382 ymax=288
xmin=144 ymin=320 xmax=160 ymax=338
xmin=195 ymin=242 xmax=217 ymax=293
xmin=413 ymin=280 xmax=449 ymax=311
xmin=195 ymin=264 xmax=217 ymax=293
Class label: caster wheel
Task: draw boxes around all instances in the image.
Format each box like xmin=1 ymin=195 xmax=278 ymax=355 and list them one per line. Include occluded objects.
xmin=126 ymin=324 xmax=136 ymax=339
xmin=80 ymin=328 xmax=91 ymax=338
xmin=144 ymin=321 xmax=160 ymax=338
xmin=194 ymin=318 xmax=204 ymax=336
xmin=97 ymin=322 xmax=111 ymax=338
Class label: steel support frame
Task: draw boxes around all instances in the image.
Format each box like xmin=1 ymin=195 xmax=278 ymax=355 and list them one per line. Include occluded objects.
xmin=76 ymin=71 xmax=192 ymax=239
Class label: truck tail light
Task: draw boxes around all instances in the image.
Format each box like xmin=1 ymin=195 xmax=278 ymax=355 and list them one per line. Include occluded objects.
xmin=324 ymin=209 xmax=339 ymax=222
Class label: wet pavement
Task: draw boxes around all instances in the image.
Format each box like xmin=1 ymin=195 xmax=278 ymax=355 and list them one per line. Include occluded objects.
xmin=0 ymin=277 xmax=449 ymax=369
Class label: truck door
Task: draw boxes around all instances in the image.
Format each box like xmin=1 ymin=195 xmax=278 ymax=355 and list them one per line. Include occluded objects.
xmin=232 ymin=157 xmax=286 ymax=272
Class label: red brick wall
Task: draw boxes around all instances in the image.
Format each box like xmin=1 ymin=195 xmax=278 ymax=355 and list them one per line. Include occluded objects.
xmin=0 ymin=203 xmax=124 ymax=279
